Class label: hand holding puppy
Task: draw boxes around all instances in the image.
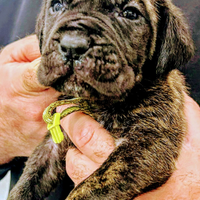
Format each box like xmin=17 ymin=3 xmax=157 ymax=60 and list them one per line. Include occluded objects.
xmin=0 ymin=35 xmax=60 ymax=164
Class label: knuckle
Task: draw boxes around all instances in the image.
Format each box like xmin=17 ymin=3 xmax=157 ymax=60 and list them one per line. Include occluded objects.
xmin=76 ymin=126 xmax=114 ymax=163
xmin=92 ymin=138 xmax=114 ymax=163
xmin=22 ymin=67 xmax=38 ymax=91
xmin=75 ymin=125 xmax=95 ymax=148
xmin=66 ymin=148 xmax=91 ymax=183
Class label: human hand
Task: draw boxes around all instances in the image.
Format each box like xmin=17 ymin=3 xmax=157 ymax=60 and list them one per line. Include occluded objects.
xmin=0 ymin=35 xmax=60 ymax=164
xmin=56 ymin=108 xmax=115 ymax=186
xmin=61 ymin=94 xmax=200 ymax=199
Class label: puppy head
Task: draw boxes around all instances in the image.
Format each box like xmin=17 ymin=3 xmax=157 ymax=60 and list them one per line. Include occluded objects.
xmin=36 ymin=0 xmax=194 ymax=101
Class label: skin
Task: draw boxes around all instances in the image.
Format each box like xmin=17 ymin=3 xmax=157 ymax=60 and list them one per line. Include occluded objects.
xmin=0 ymin=35 xmax=61 ymax=164
xmin=1 ymin=35 xmax=200 ymax=199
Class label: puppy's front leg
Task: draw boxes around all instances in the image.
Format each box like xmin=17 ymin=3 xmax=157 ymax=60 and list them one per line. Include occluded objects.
xmin=7 ymin=133 xmax=69 ymax=200
xmin=66 ymin=135 xmax=178 ymax=200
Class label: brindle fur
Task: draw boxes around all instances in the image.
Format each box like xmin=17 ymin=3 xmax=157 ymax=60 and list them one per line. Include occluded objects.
xmin=8 ymin=0 xmax=194 ymax=199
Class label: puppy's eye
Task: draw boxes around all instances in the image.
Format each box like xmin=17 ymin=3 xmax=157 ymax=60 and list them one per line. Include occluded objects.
xmin=54 ymin=3 xmax=63 ymax=11
xmin=122 ymin=7 xmax=141 ymax=20
xmin=51 ymin=1 xmax=64 ymax=12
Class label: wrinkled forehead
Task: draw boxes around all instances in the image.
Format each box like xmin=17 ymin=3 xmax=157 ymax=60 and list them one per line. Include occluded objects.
xmin=53 ymin=0 xmax=156 ymax=11
xmin=64 ymin=0 xmax=130 ymax=6
xmin=64 ymin=0 xmax=157 ymax=22
xmin=45 ymin=0 xmax=158 ymax=55
xmin=46 ymin=0 xmax=158 ymax=25
xmin=47 ymin=0 xmax=157 ymax=15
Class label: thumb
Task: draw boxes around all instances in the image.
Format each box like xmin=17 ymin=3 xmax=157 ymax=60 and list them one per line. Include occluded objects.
xmin=57 ymin=106 xmax=115 ymax=164
xmin=21 ymin=57 xmax=49 ymax=92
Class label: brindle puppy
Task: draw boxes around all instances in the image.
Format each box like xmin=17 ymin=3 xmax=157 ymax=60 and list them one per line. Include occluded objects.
xmin=8 ymin=0 xmax=194 ymax=199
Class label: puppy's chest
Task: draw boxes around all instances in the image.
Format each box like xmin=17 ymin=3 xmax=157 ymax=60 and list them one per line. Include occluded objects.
xmin=91 ymin=108 xmax=135 ymax=138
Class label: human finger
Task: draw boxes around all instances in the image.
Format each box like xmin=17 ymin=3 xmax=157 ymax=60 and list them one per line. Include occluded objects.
xmin=57 ymin=106 xmax=115 ymax=164
xmin=0 ymin=35 xmax=40 ymax=63
xmin=66 ymin=148 xmax=101 ymax=186
xmin=21 ymin=57 xmax=50 ymax=92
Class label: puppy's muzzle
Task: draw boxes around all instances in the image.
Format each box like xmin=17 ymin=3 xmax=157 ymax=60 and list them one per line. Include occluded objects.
xmin=59 ymin=30 xmax=91 ymax=61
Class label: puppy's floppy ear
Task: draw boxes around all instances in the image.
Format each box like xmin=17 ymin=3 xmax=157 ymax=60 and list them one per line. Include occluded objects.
xmin=155 ymin=0 xmax=194 ymax=75
xmin=35 ymin=1 xmax=46 ymax=54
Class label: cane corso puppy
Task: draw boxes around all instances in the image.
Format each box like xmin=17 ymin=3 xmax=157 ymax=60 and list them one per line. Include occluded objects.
xmin=8 ymin=0 xmax=194 ymax=199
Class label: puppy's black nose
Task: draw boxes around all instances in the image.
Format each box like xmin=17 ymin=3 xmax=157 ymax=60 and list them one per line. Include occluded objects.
xmin=59 ymin=34 xmax=90 ymax=60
